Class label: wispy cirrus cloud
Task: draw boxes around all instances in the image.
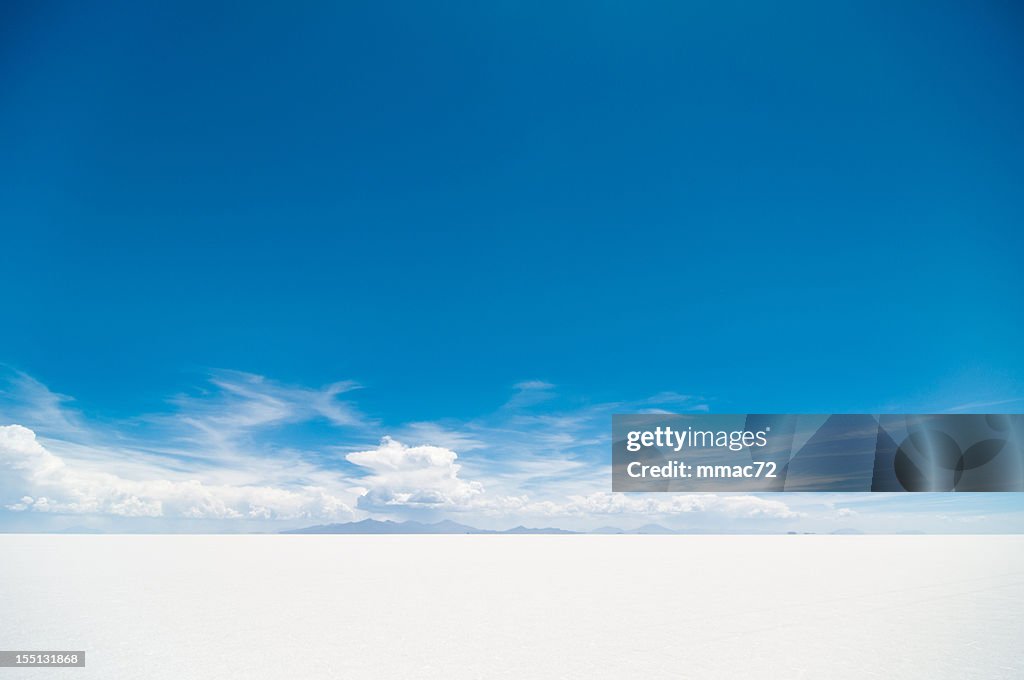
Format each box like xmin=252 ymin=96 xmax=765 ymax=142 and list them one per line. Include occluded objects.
xmin=943 ymin=398 xmax=1024 ymax=413
xmin=392 ymin=381 xmax=711 ymax=498
xmin=164 ymin=370 xmax=373 ymax=453
xmin=0 ymin=369 xmax=85 ymax=437
xmin=0 ymin=369 xmax=369 ymax=524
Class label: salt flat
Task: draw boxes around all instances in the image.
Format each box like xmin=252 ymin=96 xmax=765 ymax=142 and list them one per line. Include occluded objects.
xmin=0 ymin=535 xmax=1021 ymax=679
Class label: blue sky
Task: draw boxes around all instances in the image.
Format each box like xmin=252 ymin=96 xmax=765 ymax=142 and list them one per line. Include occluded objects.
xmin=1 ymin=2 xmax=1022 ymax=532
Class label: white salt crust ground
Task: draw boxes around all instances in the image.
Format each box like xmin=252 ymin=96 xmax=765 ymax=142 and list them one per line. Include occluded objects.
xmin=0 ymin=535 xmax=1021 ymax=679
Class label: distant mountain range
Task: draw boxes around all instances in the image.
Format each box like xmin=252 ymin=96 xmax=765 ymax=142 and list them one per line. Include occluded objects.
xmin=282 ymin=521 xmax=931 ymax=535
xmin=12 ymin=521 xmax=933 ymax=535
xmin=282 ymin=519 xmax=579 ymax=535
xmin=592 ymin=523 xmax=677 ymax=535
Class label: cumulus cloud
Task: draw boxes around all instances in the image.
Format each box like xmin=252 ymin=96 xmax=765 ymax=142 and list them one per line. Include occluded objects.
xmin=0 ymin=425 xmax=354 ymax=520
xmin=340 ymin=435 xmax=801 ymax=522
xmin=346 ymin=437 xmax=484 ymax=510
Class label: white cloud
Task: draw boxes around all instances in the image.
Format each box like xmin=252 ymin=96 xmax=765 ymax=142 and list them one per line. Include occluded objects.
xmin=0 ymin=420 xmax=803 ymax=527
xmin=440 ymin=382 xmax=711 ymax=492
xmin=161 ymin=366 xmax=374 ymax=462
xmin=339 ymin=434 xmax=801 ymax=522
xmin=346 ymin=437 xmax=484 ymax=510
xmin=513 ymin=380 xmax=555 ymax=391
xmin=170 ymin=371 xmax=371 ymax=445
xmin=0 ymin=425 xmax=354 ymax=520
xmin=0 ymin=370 xmax=84 ymax=435
xmin=502 ymin=380 xmax=557 ymax=409
xmin=0 ymin=373 xmax=811 ymax=530
xmin=396 ymin=422 xmax=486 ymax=452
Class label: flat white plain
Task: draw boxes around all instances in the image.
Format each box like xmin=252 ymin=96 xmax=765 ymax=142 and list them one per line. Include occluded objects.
xmin=1 ymin=535 xmax=1021 ymax=679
